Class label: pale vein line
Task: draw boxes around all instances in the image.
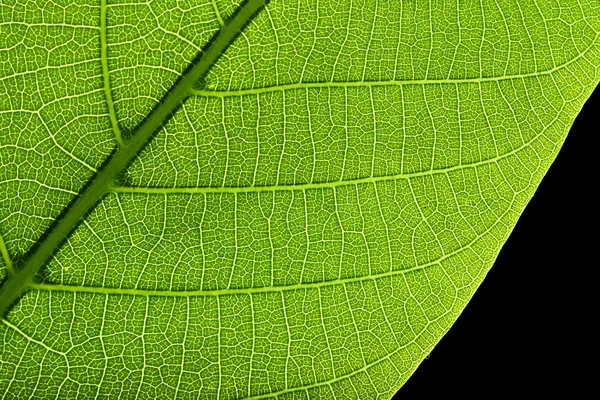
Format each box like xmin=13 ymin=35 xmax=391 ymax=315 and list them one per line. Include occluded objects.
xmin=2 ymin=331 xmax=29 ymax=398
xmin=0 ymin=22 xmax=98 ymax=29
xmin=110 ymin=120 xmax=547 ymax=195
xmin=94 ymin=294 xmax=109 ymax=400
xmin=0 ymin=233 xmax=14 ymax=276
xmin=212 ymin=0 xmax=225 ymax=28
xmin=101 ymin=0 xmax=124 ymax=148
xmin=1 ymin=319 xmax=67 ymax=357
xmin=190 ymin=37 xmax=597 ymax=98
xmin=216 ymin=296 xmax=223 ymax=400
xmin=28 ymin=200 xmax=510 ymax=298
xmin=0 ymin=178 xmax=78 ymax=195
xmin=245 ymin=289 xmax=457 ymax=399
xmin=36 ymin=113 xmax=98 ymax=172
xmin=0 ymin=59 xmax=99 ymax=83
xmin=245 ymin=243 xmax=467 ymax=400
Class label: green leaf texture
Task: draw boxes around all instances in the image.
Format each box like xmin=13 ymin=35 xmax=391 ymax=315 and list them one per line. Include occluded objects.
xmin=0 ymin=0 xmax=598 ymax=398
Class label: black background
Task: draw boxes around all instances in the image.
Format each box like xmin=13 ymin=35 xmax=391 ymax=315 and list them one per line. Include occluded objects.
xmin=395 ymin=83 xmax=598 ymax=398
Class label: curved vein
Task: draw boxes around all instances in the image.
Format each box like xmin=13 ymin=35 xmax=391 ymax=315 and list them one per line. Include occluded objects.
xmin=110 ymin=106 xmax=553 ymax=195
xmin=28 ymin=197 xmax=512 ymax=297
xmin=191 ymin=34 xmax=598 ymax=98
xmin=244 ymin=293 xmax=455 ymax=399
xmin=0 ymin=0 xmax=269 ymax=317
xmin=212 ymin=0 xmax=225 ymax=28
xmin=1 ymin=319 xmax=67 ymax=357
xmin=0 ymin=233 xmax=14 ymax=276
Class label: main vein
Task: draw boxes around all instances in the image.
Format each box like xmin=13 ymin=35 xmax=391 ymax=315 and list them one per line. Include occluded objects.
xmin=0 ymin=0 xmax=268 ymax=317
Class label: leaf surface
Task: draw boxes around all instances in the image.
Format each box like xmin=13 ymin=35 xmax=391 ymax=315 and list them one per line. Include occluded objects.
xmin=0 ymin=0 xmax=598 ymax=398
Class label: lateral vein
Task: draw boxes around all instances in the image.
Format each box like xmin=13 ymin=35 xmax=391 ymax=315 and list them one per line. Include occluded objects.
xmin=0 ymin=233 xmax=14 ymax=276
xmin=212 ymin=0 xmax=226 ymax=28
xmin=27 ymin=201 xmax=510 ymax=298
xmin=100 ymin=0 xmax=124 ymax=148
xmin=191 ymin=36 xmax=598 ymax=98
xmin=110 ymin=114 xmax=549 ymax=195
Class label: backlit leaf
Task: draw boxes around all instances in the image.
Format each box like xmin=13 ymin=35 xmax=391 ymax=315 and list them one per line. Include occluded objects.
xmin=0 ymin=0 xmax=598 ymax=398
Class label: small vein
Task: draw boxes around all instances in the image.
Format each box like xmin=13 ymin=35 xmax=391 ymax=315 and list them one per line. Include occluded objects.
xmin=36 ymin=112 xmax=98 ymax=172
xmin=1 ymin=319 xmax=67 ymax=357
xmin=101 ymin=0 xmax=124 ymax=148
xmin=110 ymin=119 xmax=546 ymax=195
xmin=1 ymin=178 xmax=78 ymax=196
xmin=0 ymin=0 xmax=270 ymax=317
xmin=0 ymin=233 xmax=14 ymax=276
xmin=212 ymin=0 xmax=226 ymax=28
xmin=190 ymin=37 xmax=597 ymax=98
xmin=28 ymin=200 xmax=510 ymax=298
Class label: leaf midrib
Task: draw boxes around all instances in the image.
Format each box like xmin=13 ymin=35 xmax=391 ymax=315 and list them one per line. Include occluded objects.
xmin=0 ymin=0 xmax=268 ymax=316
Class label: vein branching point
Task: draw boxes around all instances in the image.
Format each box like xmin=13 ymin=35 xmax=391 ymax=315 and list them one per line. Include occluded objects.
xmin=0 ymin=0 xmax=268 ymax=317
xmin=0 ymin=0 xmax=598 ymax=397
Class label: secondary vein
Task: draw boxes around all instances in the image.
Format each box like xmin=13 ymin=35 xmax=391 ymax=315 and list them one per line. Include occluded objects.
xmin=0 ymin=233 xmax=14 ymax=276
xmin=26 ymin=199 xmax=512 ymax=298
xmin=0 ymin=0 xmax=268 ymax=317
xmin=190 ymin=36 xmax=598 ymax=98
xmin=107 ymin=111 xmax=553 ymax=196
xmin=212 ymin=0 xmax=226 ymax=28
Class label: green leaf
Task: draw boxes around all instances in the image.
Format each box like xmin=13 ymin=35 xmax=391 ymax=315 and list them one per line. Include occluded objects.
xmin=0 ymin=0 xmax=598 ymax=398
